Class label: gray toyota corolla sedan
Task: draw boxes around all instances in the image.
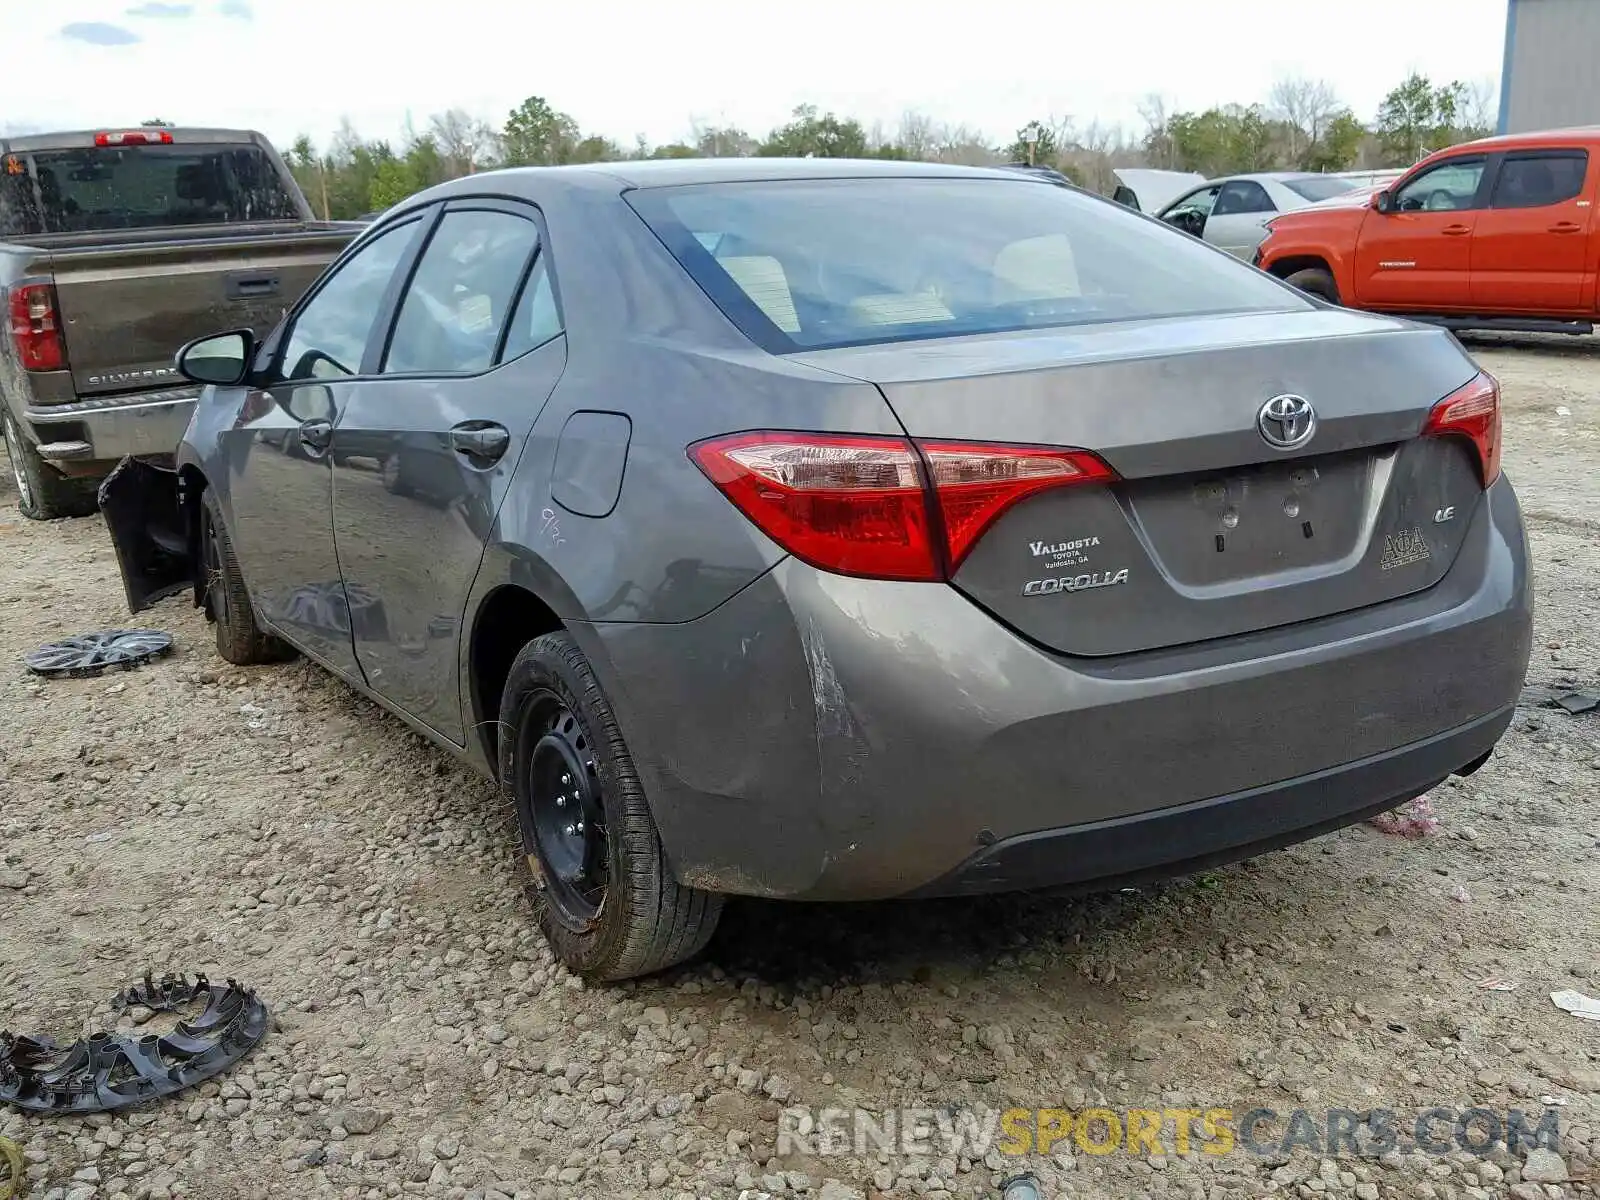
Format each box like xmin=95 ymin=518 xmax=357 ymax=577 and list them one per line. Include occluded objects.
xmin=101 ymin=159 xmax=1533 ymax=982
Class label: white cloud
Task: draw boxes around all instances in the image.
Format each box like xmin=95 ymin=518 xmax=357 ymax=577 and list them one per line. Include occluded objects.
xmin=17 ymin=0 xmax=1507 ymax=150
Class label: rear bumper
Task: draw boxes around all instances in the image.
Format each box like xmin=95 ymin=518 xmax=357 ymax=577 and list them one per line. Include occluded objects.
xmin=23 ymin=389 xmax=197 ymax=471
xmin=587 ymin=476 xmax=1533 ymax=902
xmin=907 ymin=704 xmax=1511 ymax=897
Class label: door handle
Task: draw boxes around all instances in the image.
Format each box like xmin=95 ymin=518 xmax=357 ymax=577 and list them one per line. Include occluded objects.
xmin=1442 ymin=224 xmax=1471 ymax=236
xmin=297 ymin=419 xmax=332 ymax=452
xmin=449 ymin=422 xmax=510 ymax=464
xmin=225 ymin=270 xmax=282 ymax=300
xmin=1550 ymin=221 xmax=1584 ymax=233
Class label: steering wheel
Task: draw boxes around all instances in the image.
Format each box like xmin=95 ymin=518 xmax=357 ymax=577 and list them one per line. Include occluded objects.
xmin=1424 ymin=189 xmax=1457 ymax=212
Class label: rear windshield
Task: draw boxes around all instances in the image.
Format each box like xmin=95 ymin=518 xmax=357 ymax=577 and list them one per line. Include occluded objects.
xmin=1281 ymin=176 xmax=1361 ymax=203
xmin=627 ymin=177 xmax=1304 ymax=352
xmin=0 ymin=143 xmax=300 ymax=236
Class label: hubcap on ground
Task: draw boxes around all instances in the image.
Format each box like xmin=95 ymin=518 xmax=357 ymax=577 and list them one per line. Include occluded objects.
xmin=521 ymin=696 xmax=608 ymax=930
xmin=2 ymin=416 xmax=33 ymax=511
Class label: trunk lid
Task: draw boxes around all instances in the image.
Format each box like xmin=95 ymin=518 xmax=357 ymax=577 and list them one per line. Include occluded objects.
xmin=40 ymin=223 xmax=358 ymax=398
xmin=792 ymin=308 xmax=1487 ymax=656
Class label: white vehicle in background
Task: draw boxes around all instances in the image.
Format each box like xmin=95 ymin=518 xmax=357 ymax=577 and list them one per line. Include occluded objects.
xmin=1329 ymin=167 xmax=1406 ymax=189
xmin=1110 ymin=168 xmax=1206 ymax=214
xmin=1156 ymin=171 xmax=1364 ymax=259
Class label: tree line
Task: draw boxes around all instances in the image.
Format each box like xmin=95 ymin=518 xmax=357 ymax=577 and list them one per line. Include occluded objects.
xmin=272 ymin=72 xmax=1498 ymax=221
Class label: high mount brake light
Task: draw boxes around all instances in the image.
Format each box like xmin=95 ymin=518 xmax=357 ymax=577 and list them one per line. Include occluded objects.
xmin=94 ymin=130 xmax=174 ymax=146
xmin=7 ymin=282 xmax=66 ymax=372
xmin=1423 ymin=371 xmax=1501 ymax=487
xmin=690 ymin=432 xmax=1117 ymax=582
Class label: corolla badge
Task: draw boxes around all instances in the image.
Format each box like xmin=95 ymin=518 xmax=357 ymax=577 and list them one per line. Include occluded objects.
xmin=1022 ymin=568 xmax=1129 ymax=596
xmin=1257 ymin=394 xmax=1316 ymax=450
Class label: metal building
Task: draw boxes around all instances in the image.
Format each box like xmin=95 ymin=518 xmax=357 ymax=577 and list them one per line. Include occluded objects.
xmin=1499 ymin=0 xmax=1600 ymax=134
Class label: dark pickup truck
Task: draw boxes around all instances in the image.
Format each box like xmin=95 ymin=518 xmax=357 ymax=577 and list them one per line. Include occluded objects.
xmin=1 ymin=127 xmax=363 ymax=519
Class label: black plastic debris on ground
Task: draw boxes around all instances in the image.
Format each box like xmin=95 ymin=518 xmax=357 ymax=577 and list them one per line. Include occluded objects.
xmin=1520 ymin=683 xmax=1600 ymax=716
xmin=0 ymin=973 xmax=267 ymax=1114
xmin=22 ymin=629 xmax=173 ymax=678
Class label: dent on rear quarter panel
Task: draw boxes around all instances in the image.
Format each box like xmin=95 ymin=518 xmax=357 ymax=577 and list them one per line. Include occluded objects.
xmin=579 ymin=572 xmax=834 ymax=898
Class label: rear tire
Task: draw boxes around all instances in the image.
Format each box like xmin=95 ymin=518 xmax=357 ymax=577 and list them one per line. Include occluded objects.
xmin=200 ymin=490 xmax=296 ymax=666
xmin=1284 ymin=267 xmax=1341 ymax=305
xmin=1 ymin=407 xmax=99 ymax=521
xmin=501 ymin=632 xmax=722 ymax=982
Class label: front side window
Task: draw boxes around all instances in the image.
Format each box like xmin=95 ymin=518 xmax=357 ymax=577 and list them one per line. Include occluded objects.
xmin=1164 ymin=184 xmax=1222 ymax=222
xmin=279 ymin=221 xmax=419 ymax=382
xmin=1491 ymin=152 xmax=1588 ymax=209
xmin=1213 ymin=180 xmax=1277 ymax=215
xmin=384 ymin=209 xmax=540 ymax=375
xmin=1394 ymin=158 xmax=1486 ymax=212
xmin=630 ymin=177 xmax=1304 ymax=352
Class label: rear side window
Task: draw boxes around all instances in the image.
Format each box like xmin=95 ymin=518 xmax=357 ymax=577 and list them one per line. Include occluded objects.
xmin=383 ymin=209 xmax=540 ymax=375
xmin=1491 ymin=152 xmax=1588 ymax=208
xmin=1281 ymin=176 xmax=1360 ymax=203
xmin=628 ymin=178 xmax=1304 ymax=353
xmin=0 ymin=143 xmax=300 ymax=236
xmin=500 ymin=258 xmax=563 ymax=361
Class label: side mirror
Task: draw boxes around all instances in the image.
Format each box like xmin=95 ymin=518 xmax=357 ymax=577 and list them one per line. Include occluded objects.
xmin=175 ymin=329 xmax=254 ymax=386
xmin=1373 ymin=190 xmax=1395 ymax=214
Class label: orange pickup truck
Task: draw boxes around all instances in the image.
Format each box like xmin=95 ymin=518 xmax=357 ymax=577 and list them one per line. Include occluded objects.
xmin=1255 ymin=128 xmax=1600 ymax=336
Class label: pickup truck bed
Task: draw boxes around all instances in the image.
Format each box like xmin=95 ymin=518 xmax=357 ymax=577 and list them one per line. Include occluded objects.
xmin=1 ymin=127 xmax=362 ymax=519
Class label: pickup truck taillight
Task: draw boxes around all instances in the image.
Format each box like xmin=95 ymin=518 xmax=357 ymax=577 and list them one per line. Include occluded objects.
xmin=8 ymin=283 xmax=67 ymax=372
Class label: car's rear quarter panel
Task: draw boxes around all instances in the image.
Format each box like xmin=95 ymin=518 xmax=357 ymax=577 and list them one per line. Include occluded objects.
xmin=459 ymin=177 xmax=910 ymax=768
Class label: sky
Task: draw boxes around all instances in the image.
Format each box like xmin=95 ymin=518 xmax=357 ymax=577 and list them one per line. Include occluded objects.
xmin=6 ymin=0 xmax=1511 ymax=152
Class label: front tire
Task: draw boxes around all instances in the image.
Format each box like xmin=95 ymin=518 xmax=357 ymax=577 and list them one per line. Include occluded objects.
xmin=1284 ymin=266 xmax=1341 ymax=305
xmin=500 ymin=632 xmax=722 ymax=982
xmin=1 ymin=407 xmax=99 ymax=521
xmin=200 ymin=490 xmax=296 ymax=665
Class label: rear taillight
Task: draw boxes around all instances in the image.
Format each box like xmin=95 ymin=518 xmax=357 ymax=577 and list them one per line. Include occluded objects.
xmin=1423 ymin=371 xmax=1500 ymax=487
xmin=94 ymin=129 xmax=173 ymax=146
xmin=690 ymin=431 xmax=1117 ymax=581
xmin=919 ymin=440 xmax=1116 ymax=567
xmin=7 ymin=282 xmax=66 ymax=372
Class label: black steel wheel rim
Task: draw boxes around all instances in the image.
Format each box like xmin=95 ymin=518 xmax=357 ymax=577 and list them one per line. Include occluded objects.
xmin=202 ymin=510 xmax=231 ymax=629
xmin=520 ymin=692 xmax=608 ymax=930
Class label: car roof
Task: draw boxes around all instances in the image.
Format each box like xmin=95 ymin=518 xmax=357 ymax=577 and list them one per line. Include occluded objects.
xmin=1224 ymin=172 xmax=1332 ymax=184
xmin=466 ymin=157 xmax=1028 ymax=191
xmin=1443 ymin=127 xmax=1600 ymax=154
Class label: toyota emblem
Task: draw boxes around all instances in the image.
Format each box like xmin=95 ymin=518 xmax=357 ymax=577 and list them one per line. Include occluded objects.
xmin=1257 ymin=394 xmax=1317 ymax=450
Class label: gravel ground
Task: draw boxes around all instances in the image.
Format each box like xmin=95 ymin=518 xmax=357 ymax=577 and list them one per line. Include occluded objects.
xmin=1 ymin=339 xmax=1597 ymax=1200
